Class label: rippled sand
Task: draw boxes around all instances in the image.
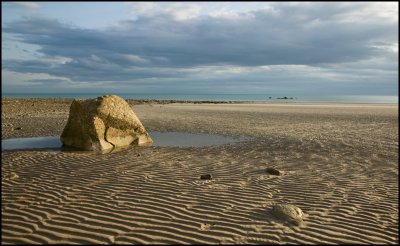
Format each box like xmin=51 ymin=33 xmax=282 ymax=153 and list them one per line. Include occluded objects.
xmin=2 ymin=99 xmax=398 ymax=244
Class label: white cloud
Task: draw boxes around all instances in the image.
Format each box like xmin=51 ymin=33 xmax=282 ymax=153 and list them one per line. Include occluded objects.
xmin=127 ymin=2 xmax=279 ymax=21
xmin=128 ymin=2 xmax=202 ymax=21
xmin=119 ymin=54 xmax=149 ymax=64
xmin=130 ymin=2 xmax=158 ymax=16
xmin=2 ymin=70 xmax=70 ymax=86
xmin=170 ymin=4 xmax=201 ymax=21
xmin=370 ymin=42 xmax=399 ymax=54
xmin=37 ymin=55 xmax=73 ymax=66
xmin=335 ymin=2 xmax=398 ymax=23
xmin=53 ymin=56 xmax=73 ymax=65
xmin=13 ymin=2 xmax=40 ymax=10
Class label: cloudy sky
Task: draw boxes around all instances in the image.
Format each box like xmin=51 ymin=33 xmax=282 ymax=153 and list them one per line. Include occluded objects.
xmin=2 ymin=2 xmax=398 ymax=96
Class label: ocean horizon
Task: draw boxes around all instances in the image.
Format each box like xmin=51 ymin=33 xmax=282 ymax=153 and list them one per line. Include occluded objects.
xmin=1 ymin=93 xmax=398 ymax=104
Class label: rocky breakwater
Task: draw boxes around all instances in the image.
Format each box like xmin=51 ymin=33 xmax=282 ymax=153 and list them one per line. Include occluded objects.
xmin=61 ymin=95 xmax=153 ymax=152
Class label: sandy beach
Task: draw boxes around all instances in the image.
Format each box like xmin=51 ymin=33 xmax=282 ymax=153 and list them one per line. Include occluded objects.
xmin=1 ymin=98 xmax=398 ymax=244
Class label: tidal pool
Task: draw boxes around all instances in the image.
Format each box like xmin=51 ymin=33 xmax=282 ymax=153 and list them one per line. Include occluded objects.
xmin=2 ymin=131 xmax=248 ymax=151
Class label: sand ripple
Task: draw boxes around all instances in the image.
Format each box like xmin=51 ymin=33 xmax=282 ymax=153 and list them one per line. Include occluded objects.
xmin=2 ymin=103 xmax=398 ymax=244
xmin=2 ymin=136 xmax=398 ymax=244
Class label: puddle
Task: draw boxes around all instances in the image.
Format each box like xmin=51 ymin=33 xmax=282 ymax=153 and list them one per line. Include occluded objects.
xmin=2 ymin=131 xmax=248 ymax=151
xmin=2 ymin=136 xmax=61 ymax=150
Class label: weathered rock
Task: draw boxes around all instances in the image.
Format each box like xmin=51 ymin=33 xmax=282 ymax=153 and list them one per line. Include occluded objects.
xmin=266 ymin=167 xmax=281 ymax=175
xmin=200 ymin=174 xmax=212 ymax=180
xmin=61 ymin=95 xmax=153 ymax=151
xmin=271 ymin=204 xmax=304 ymax=226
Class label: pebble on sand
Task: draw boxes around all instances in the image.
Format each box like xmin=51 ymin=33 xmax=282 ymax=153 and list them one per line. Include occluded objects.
xmin=8 ymin=172 xmax=19 ymax=180
xmin=266 ymin=167 xmax=281 ymax=175
xmin=200 ymin=174 xmax=212 ymax=180
xmin=271 ymin=204 xmax=304 ymax=226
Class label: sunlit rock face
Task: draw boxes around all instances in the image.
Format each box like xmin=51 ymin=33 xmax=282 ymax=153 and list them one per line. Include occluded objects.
xmin=61 ymin=95 xmax=153 ymax=151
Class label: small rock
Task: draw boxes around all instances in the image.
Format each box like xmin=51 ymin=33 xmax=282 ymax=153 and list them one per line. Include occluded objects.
xmin=266 ymin=167 xmax=280 ymax=175
xmin=9 ymin=172 xmax=19 ymax=180
xmin=14 ymin=127 xmax=22 ymax=130
xmin=137 ymin=153 xmax=141 ymax=157
xmin=200 ymin=174 xmax=212 ymax=180
xmin=271 ymin=204 xmax=304 ymax=226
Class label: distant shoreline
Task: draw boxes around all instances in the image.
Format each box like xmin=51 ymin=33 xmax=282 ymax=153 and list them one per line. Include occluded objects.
xmin=1 ymin=97 xmax=398 ymax=105
xmin=1 ymin=93 xmax=398 ymax=104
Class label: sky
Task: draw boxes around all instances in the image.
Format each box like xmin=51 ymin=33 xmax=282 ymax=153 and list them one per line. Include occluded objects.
xmin=1 ymin=1 xmax=398 ymax=96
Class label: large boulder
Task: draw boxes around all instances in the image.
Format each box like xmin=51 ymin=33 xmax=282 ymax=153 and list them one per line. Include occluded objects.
xmin=61 ymin=95 xmax=153 ymax=151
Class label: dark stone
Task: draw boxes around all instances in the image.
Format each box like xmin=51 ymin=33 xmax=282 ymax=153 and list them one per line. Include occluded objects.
xmin=200 ymin=174 xmax=212 ymax=180
xmin=15 ymin=127 xmax=22 ymax=130
xmin=266 ymin=167 xmax=280 ymax=175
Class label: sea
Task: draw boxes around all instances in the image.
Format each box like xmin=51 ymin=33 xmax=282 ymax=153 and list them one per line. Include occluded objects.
xmin=1 ymin=93 xmax=398 ymax=104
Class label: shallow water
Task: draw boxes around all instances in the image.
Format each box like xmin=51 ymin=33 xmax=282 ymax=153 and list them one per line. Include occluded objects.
xmin=1 ymin=131 xmax=247 ymax=151
xmin=2 ymin=136 xmax=61 ymax=150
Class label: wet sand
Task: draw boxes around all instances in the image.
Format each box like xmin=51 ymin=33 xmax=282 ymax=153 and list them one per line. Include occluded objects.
xmin=1 ymin=98 xmax=398 ymax=244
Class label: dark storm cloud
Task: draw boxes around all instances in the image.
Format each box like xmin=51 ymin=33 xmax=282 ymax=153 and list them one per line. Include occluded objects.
xmin=2 ymin=2 xmax=397 ymax=88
